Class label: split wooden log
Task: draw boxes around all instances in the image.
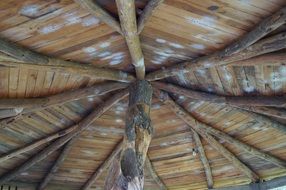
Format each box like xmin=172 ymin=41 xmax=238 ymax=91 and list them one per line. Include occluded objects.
xmin=0 ymin=90 xmax=129 ymax=183
xmin=0 ymin=124 xmax=78 ymax=163
xmin=74 ymin=0 xmax=122 ymax=34
xmin=145 ymin=156 xmax=167 ymax=190
xmin=0 ymin=82 xmax=128 ymax=130
xmin=0 ymin=82 xmax=128 ymax=109
xmin=234 ymin=106 xmax=286 ymax=120
xmin=37 ymin=138 xmax=76 ymax=190
xmin=146 ymin=8 xmax=286 ymax=81
xmin=0 ymin=108 xmax=23 ymax=119
xmin=154 ymin=90 xmax=260 ymax=182
xmin=154 ymin=89 xmax=286 ymax=168
xmin=81 ymin=140 xmax=123 ymax=190
xmin=105 ymin=80 xmax=153 ymax=190
xmin=0 ymin=38 xmax=134 ymax=82
xmin=192 ymin=129 xmax=213 ymax=188
xmin=137 ymin=0 xmax=164 ymax=34
xmin=116 ymin=0 xmax=145 ymax=79
xmin=152 ymin=81 xmax=286 ymax=124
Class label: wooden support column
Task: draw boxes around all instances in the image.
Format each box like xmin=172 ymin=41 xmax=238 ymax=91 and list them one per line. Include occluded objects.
xmin=192 ymin=129 xmax=213 ymax=188
xmin=105 ymin=80 xmax=153 ymax=190
xmin=116 ymin=0 xmax=146 ymax=79
xmin=154 ymin=90 xmax=260 ymax=182
xmin=37 ymin=138 xmax=76 ymax=190
xmin=0 ymin=90 xmax=128 ymax=183
xmin=137 ymin=0 xmax=164 ymax=34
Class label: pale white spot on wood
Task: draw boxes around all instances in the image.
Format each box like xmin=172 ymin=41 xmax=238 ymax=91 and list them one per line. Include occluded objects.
xmin=83 ymin=47 xmax=97 ymax=53
xmin=82 ymin=16 xmax=100 ymax=27
xmin=39 ymin=24 xmax=62 ymax=34
xmin=14 ymin=107 xmax=23 ymax=114
xmin=152 ymin=103 xmax=161 ymax=109
xmin=99 ymin=42 xmax=111 ymax=48
xmin=98 ymin=51 xmax=112 ymax=58
xmin=190 ymin=44 xmax=205 ymax=50
xmin=20 ymin=4 xmax=39 ymax=17
xmin=187 ymin=16 xmax=216 ymax=29
xmin=64 ymin=12 xmax=82 ymax=25
xmin=135 ymin=58 xmax=144 ymax=67
xmin=115 ymin=119 xmax=123 ymax=123
xmin=21 ymin=172 xmax=29 ymax=176
xmin=155 ymin=38 xmax=166 ymax=43
xmin=109 ymin=59 xmax=122 ymax=65
xmin=169 ymin=42 xmax=184 ymax=49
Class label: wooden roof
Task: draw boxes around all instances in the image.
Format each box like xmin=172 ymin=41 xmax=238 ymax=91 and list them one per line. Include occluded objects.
xmin=0 ymin=0 xmax=286 ymax=189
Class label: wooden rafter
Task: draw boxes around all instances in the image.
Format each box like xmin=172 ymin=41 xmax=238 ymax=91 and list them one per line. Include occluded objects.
xmin=0 ymin=38 xmax=134 ymax=82
xmin=154 ymin=90 xmax=260 ymax=182
xmin=0 ymin=108 xmax=23 ymax=119
xmin=145 ymin=156 xmax=167 ymax=190
xmin=153 ymin=89 xmax=286 ymax=168
xmin=116 ymin=0 xmax=145 ymax=79
xmin=81 ymin=140 xmax=123 ymax=190
xmin=192 ymin=129 xmax=213 ymax=189
xmin=146 ymin=7 xmax=286 ymax=81
xmin=137 ymin=0 xmax=164 ymax=34
xmin=152 ymin=82 xmax=286 ymax=133
xmin=0 ymin=90 xmax=128 ymax=183
xmin=0 ymin=124 xmax=78 ymax=162
xmin=0 ymin=82 xmax=128 ymax=130
xmin=105 ymin=80 xmax=153 ymax=189
xmin=37 ymin=138 xmax=76 ymax=190
xmin=152 ymin=81 xmax=286 ymax=107
xmin=74 ymin=0 xmax=122 ymax=34
xmin=0 ymin=82 xmax=127 ymax=110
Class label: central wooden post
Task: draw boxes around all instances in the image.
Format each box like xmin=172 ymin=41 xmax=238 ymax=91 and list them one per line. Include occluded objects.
xmin=105 ymin=80 xmax=153 ymax=190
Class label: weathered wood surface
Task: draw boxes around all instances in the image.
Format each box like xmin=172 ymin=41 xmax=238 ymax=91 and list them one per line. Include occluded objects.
xmin=153 ymin=89 xmax=286 ymax=168
xmin=116 ymin=0 xmax=145 ymax=79
xmin=145 ymin=156 xmax=167 ymax=190
xmin=0 ymin=108 xmax=23 ymax=119
xmin=81 ymin=140 xmax=123 ymax=190
xmin=0 ymin=82 xmax=128 ymax=109
xmin=37 ymin=138 xmax=76 ymax=190
xmin=192 ymin=129 xmax=213 ymax=188
xmin=105 ymin=80 xmax=153 ymax=189
xmin=0 ymin=38 xmax=134 ymax=82
xmin=234 ymin=106 xmax=286 ymax=120
xmin=146 ymin=7 xmax=286 ymax=81
xmin=0 ymin=90 xmax=129 ymax=183
xmin=0 ymin=124 xmax=78 ymax=162
xmin=155 ymin=90 xmax=260 ymax=182
xmin=74 ymin=0 xmax=122 ymax=34
xmin=137 ymin=0 xmax=164 ymax=34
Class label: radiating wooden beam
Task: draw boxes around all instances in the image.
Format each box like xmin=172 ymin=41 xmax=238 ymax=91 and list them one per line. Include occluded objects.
xmin=192 ymin=129 xmax=213 ymax=189
xmin=152 ymin=81 xmax=286 ymax=117
xmin=145 ymin=156 xmax=167 ymax=190
xmin=37 ymin=138 xmax=76 ymax=190
xmin=0 ymin=90 xmax=129 ymax=183
xmin=154 ymin=90 xmax=260 ymax=182
xmin=0 ymin=124 xmax=78 ymax=163
xmin=146 ymin=9 xmax=286 ymax=81
xmin=0 ymin=108 xmax=23 ymax=119
xmin=0 ymin=38 xmax=134 ymax=82
xmin=137 ymin=0 xmax=164 ymax=34
xmin=116 ymin=0 xmax=145 ymax=79
xmin=105 ymin=80 xmax=153 ymax=189
xmin=234 ymin=106 xmax=286 ymax=120
xmin=74 ymin=0 xmax=122 ymax=34
xmin=0 ymin=82 xmax=128 ymax=110
xmin=153 ymin=89 xmax=286 ymax=168
xmin=81 ymin=141 xmax=123 ymax=190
